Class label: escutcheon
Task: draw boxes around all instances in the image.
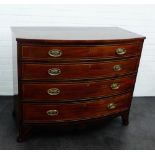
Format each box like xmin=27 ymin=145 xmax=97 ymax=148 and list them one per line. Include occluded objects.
xmin=111 ymin=83 xmax=120 ymax=90
xmin=48 ymin=68 xmax=61 ymax=76
xmin=48 ymin=49 xmax=63 ymax=57
xmin=46 ymin=110 xmax=59 ymax=116
xmin=113 ymin=64 xmax=122 ymax=71
xmin=47 ymin=88 xmax=60 ymax=96
xmin=116 ymin=48 xmax=126 ymax=55
xmin=107 ymin=103 xmax=117 ymax=110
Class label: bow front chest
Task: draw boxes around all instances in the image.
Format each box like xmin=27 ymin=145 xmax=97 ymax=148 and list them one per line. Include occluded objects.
xmin=12 ymin=27 xmax=145 ymax=142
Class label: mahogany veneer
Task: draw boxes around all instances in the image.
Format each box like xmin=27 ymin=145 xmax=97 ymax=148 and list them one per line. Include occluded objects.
xmin=21 ymin=74 xmax=136 ymax=101
xmin=12 ymin=27 xmax=145 ymax=142
xmin=21 ymin=43 xmax=142 ymax=61
xmin=21 ymin=57 xmax=139 ymax=81
xmin=23 ymin=92 xmax=132 ymax=123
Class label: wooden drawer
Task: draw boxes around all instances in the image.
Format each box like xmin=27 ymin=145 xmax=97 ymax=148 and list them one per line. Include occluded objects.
xmin=21 ymin=75 xmax=136 ymax=101
xmin=21 ymin=43 xmax=142 ymax=61
xmin=23 ymin=92 xmax=132 ymax=123
xmin=21 ymin=57 xmax=139 ymax=81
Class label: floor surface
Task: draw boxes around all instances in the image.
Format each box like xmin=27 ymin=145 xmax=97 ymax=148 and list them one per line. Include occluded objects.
xmin=0 ymin=96 xmax=155 ymax=150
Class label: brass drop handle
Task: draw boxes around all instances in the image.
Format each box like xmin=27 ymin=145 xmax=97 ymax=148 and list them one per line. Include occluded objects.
xmin=116 ymin=48 xmax=126 ymax=55
xmin=107 ymin=103 xmax=117 ymax=110
xmin=113 ymin=64 xmax=122 ymax=71
xmin=111 ymin=83 xmax=120 ymax=90
xmin=48 ymin=68 xmax=61 ymax=76
xmin=48 ymin=49 xmax=63 ymax=57
xmin=46 ymin=110 xmax=59 ymax=116
xmin=47 ymin=88 xmax=60 ymax=96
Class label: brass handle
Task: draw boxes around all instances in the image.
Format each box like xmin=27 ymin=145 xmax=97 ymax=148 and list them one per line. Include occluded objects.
xmin=47 ymin=88 xmax=60 ymax=96
xmin=113 ymin=64 xmax=122 ymax=71
xmin=46 ymin=110 xmax=59 ymax=116
xmin=116 ymin=48 xmax=126 ymax=55
xmin=107 ymin=103 xmax=117 ymax=110
xmin=48 ymin=68 xmax=61 ymax=76
xmin=111 ymin=83 xmax=120 ymax=90
xmin=48 ymin=49 xmax=63 ymax=57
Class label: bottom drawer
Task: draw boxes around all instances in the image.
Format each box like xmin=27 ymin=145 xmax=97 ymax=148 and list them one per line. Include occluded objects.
xmin=23 ymin=92 xmax=132 ymax=123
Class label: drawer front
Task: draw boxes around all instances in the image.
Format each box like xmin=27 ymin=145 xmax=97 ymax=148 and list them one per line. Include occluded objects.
xmin=21 ymin=57 xmax=140 ymax=81
xmin=21 ymin=44 xmax=142 ymax=60
xmin=21 ymin=75 xmax=136 ymax=101
xmin=23 ymin=92 xmax=132 ymax=122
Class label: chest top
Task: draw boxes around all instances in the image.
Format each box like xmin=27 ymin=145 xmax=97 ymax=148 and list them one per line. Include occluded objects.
xmin=11 ymin=27 xmax=145 ymax=44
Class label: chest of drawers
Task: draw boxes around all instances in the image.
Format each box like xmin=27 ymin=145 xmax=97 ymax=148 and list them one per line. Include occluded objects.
xmin=12 ymin=27 xmax=145 ymax=142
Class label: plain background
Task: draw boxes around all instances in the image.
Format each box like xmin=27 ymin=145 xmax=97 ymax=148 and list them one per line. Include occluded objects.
xmin=0 ymin=4 xmax=154 ymax=96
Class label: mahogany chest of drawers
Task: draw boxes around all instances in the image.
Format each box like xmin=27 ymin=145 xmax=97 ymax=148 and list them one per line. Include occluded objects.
xmin=12 ymin=27 xmax=145 ymax=142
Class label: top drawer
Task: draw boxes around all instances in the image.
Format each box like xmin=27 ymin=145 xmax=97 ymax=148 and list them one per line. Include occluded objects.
xmin=20 ymin=43 xmax=142 ymax=61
